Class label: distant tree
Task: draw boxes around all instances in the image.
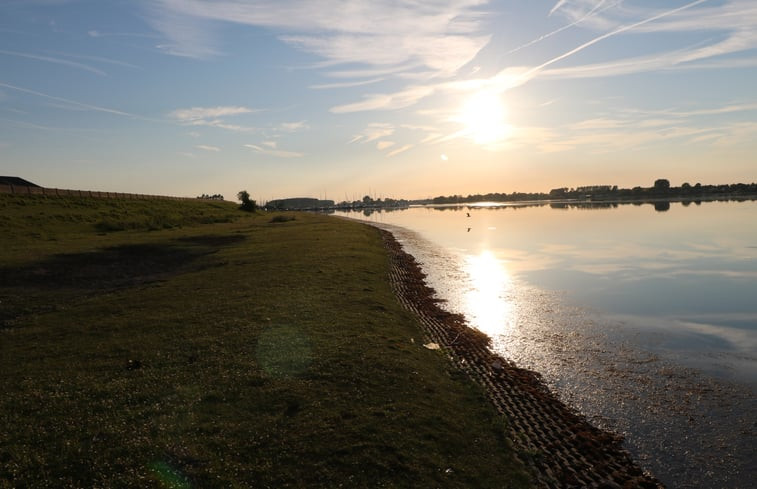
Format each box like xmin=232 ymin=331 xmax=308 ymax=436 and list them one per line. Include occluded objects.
xmin=197 ymin=193 xmax=225 ymax=200
xmin=237 ymin=190 xmax=256 ymax=212
xmin=654 ymin=201 xmax=671 ymax=212
xmin=654 ymin=179 xmax=671 ymax=192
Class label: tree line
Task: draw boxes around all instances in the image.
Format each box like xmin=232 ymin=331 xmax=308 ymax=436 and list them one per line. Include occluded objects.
xmin=431 ymin=180 xmax=757 ymax=204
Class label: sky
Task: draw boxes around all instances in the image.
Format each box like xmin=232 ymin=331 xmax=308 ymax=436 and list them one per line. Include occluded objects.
xmin=1 ymin=0 xmax=756 ymax=202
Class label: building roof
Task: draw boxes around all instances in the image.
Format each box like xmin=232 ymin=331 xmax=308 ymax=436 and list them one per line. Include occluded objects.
xmin=0 ymin=176 xmax=41 ymax=187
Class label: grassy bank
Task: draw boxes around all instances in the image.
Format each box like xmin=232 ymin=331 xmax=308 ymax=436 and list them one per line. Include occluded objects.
xmin=0 ymin=194 xmax=530 ymax=488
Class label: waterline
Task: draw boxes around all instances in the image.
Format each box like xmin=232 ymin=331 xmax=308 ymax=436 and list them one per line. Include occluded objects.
xmin=338 ymin=202 xmax=757 ymax=488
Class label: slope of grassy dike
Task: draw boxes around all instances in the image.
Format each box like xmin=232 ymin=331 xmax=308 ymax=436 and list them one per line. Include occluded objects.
xmin=0 ymin=194 xmax=531 ymax=488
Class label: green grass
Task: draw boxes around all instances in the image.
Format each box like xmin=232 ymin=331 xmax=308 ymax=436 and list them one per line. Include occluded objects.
xmin=0 ymin=194 xmax=531 ymax=488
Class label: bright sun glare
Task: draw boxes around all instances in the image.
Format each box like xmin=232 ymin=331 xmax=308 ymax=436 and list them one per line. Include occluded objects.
xmin=464 ymin=250 xmax=513 ymax=336
xmin=457 ymin=90 xmax=511 ymax=145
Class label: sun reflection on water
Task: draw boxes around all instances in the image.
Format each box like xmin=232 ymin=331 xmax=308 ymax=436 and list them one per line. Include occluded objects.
xmin=463 ymin=250 xmax=515 ymax=338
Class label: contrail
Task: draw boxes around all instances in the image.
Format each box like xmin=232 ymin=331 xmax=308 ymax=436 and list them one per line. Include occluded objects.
xmin=549 ymin=0 xmax=569 ymax=17
xmin=525 ymin=0 xmax=711 ymax=78
xmin=0 ymin=49 xmax=106 ymax=76
xmin=0 ymin=81 xmax=137 ymax=118
xmin=506 ymin=0 xmax=616 ymax=56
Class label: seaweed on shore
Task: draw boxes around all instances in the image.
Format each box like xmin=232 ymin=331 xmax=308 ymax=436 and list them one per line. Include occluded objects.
xmin=380 ymin=228 xmax=664 ymax=488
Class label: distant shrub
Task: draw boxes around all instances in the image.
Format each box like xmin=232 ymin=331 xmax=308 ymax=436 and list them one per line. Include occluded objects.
xmin=237 ymin=190 xmax=256 ymax=212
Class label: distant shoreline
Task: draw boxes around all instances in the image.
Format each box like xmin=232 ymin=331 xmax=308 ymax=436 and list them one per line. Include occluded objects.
xmin=328 ymin=194 xmax=757 ymax=216
xmin=428 ymin=181 xmax=757 ymax=206
xmin=273 ymin=189 xmax=757 ymax=212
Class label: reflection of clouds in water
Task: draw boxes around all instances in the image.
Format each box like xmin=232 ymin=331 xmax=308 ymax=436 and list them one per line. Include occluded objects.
xmin=490 ymin=247 xmax=560 ymax=272
xmin=672 ymin=269 xmax=757 ymax=280
xmin=506 ymin=238 xmax=757 ymax=284
xmin=609 ymin=313 xmax=757 ymax=356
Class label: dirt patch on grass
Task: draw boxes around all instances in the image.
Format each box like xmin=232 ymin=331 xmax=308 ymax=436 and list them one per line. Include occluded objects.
xmin=175 ymin=234 xmax=247 ymax=247
xmin=1 ymin=234 xmax=245 ymax=290
xmin=1 ymin=243 xmax=201 ymax=289
xmin=0 ymin=234 xmax=245 ymax=329
xmin=381 ymin=229 xmax=664 ymax=488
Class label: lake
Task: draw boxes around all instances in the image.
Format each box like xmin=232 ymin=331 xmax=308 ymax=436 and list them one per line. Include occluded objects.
xmin=334 ymin=200 xmax=757 ymax=489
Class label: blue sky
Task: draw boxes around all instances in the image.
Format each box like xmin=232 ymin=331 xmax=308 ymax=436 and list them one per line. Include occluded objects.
xmin=1 ymin=0 xmax=756 ymax=201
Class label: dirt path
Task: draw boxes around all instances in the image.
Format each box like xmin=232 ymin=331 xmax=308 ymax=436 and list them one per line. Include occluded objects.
xmin=381 ymin=229 xmax=663 ymax=488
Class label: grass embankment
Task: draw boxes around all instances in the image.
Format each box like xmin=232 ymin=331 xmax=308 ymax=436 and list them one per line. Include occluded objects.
xmin=0 ymin=194 xmax=531 ymax=488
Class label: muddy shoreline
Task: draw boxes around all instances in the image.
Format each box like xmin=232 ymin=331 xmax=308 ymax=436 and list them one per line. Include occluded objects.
xmin=380 ymin=228 xmax=663 ymax=488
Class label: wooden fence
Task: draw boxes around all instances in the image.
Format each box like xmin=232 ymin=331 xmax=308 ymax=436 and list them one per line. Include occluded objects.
xmin=0 ymin=184 xmax=196 ymax=201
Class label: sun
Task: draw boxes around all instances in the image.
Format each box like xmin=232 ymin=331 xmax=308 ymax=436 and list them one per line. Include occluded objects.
xmin=456 ymin=90 xmax=511 ymax=145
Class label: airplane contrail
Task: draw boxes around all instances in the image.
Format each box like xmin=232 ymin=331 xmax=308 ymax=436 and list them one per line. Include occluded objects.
xmin=525 ymin=0 xmax=711 ymax=78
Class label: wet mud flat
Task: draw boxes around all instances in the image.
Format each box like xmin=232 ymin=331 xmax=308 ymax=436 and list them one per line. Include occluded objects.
xmin=381 ymin=229 xmax=662 ymax=488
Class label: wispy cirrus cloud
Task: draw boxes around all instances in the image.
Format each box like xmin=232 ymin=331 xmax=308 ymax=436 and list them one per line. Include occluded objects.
xmin=666 ymin=102 xmax=757 ymax=117
xmin=170 ymin=108 xmax=307 ymax=155
xmin=538 ymin=0 xmax=757 ymax=80
xmin=170 ymin=106 xmax=254 ymax=121
xmin=145 ymin=0 xmax=490 ymax=77
xmin=195 ymin=144 xmax=220 ymax=152
xmin=331 ymin=85 xmax=437 ymax=114
xmin=702 ymin=121 xmax=757 ymax=147
xmin=169 ymin=105 xmax=259 ymax=133
xmin=309 ymin=78 xmax=385 ymax=90
xmin=386 ymin=144 xmax=413 ymax=157
xmin=500 ymin=99 xmax=757 ymax=155
xmin=244 ymin=142 xmax=303 ymax=158
xmin=348 ymin=123 xmax=394 ymax=144
xmin=279 ymin=120 xmax=308 ymax=131
xmin=548 ymin=0 xmax=757 ymax=63
xmin=521 ymin=0 xmax=713 ymax=80
xmin=143 ymin=3 xmax=221 ymax=58
xmin=146 ymin=0 xmax=757 ymax=161
xmin=348 ymin=123 xmax=422 ymax=155
xmin=330 ymin=0 xmax=747 ymax=116
xmin=376 ymin=141 xmax=395 ymax=151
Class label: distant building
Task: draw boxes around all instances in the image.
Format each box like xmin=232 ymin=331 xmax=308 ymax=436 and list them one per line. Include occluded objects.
xmin=266 ymin=197 xmax=335 ymax=210
xmin=0 ymin=176 xmax=41 ymax=187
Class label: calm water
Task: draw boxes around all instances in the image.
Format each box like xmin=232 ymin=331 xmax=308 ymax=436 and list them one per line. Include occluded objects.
xmin=335 ymin=200 xmax=757 ymax=489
